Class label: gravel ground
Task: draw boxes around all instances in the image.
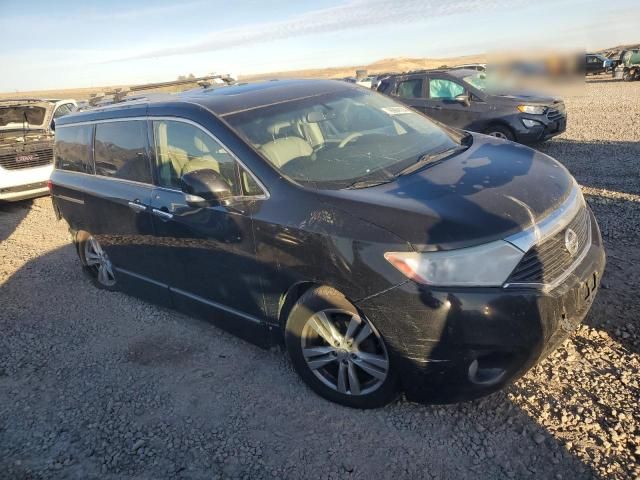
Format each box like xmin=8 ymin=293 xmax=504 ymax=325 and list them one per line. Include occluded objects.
xmin=1 ymin=78 xmax=639 ymax=480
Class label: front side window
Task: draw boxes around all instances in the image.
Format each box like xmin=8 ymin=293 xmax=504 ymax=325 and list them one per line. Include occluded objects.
xmin=429 ymin=79 xmax=465 ymax=99
xmin=94 ymin=121 xmax=151 ymax=183
xmin=53 ymin=103 xmax=74 ymax=119
xmin=396 ymin=79 xmax=423 ymax=99
xmin=152 ymin=120 xmax=240 ymax=195
xmin=225 ymin=88 xmax=462 ymax=189
xmin=55 ymin=124 xmax=94 ymax=173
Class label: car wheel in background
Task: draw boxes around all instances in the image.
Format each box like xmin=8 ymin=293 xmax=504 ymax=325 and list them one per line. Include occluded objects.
xmin=77 ymin=231 xmax=117 ymax=290
xmin=285 ymin=286 xmax=399 ymax=408
xmin=484 ymin=125 xmax=515 ymax=141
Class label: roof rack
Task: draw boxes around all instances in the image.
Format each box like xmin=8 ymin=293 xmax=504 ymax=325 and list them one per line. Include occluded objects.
xmin=86 ymin=74 xmax=236 ymax=107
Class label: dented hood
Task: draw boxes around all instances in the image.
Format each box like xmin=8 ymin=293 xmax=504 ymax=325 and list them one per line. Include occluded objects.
xmin=322 ymin=134 xmax=574 ymax=250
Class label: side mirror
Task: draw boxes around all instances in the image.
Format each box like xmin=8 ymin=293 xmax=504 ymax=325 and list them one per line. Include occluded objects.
xmin=455 ymin=94 xmax=471 ymax=107
xmin=180 ymin=169 xmax=232 ymax=207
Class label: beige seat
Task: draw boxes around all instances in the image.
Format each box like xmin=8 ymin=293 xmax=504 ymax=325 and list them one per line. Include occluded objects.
xmin=180 ymin=135 xmax=220 ymax=176
xmin=259 ymin=137 xmax=313 ymax=168
xmin=156 ymin=123 xmax=221 ymax=185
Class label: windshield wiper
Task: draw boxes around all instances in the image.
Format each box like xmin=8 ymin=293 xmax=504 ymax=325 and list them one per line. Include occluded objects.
xmin=396 ymin=145 xmax=469 ymax=178
xmin=345 ymin=177 xmax=395 ymax=189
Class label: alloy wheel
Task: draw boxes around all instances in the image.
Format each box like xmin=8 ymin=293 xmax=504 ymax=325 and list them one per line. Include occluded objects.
xmin=84 ymin=236 xmax=116 ymax=287
xmin=300 ymin=309 xmax=389 ymax=396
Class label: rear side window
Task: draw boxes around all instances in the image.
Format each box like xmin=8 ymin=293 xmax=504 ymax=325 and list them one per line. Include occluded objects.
xmin=55 ymin=125 xmax=94 ymax=173
xmin=396 ymin=79 xmax=423 ymax=99
xmin=94 ymin=121 xmax=151 ymax=183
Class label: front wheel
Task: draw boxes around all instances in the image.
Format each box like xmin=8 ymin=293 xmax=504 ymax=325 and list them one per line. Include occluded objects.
xmin=483 ymin=125 xmax=515 ymax=141
xmin=285 ymin=286 xmax=398 ymax=408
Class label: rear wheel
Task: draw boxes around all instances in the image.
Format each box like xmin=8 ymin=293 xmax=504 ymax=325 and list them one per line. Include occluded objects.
xmin=77 ymin=232 xmax=117 ymax=290
xmin=285 ymin=286 xmax=398 ymax=408
xmin=484 ymin=125 xmax=515 ymax=141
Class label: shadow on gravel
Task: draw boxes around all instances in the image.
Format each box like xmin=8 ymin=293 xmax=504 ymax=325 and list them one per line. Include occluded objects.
xmin=537 ymin=139 xmax=640 ymax=196
xmin=0 ymin=246 xmax=600 ymax=479
xmin=0 ymin=199 xmax=32 ymax=243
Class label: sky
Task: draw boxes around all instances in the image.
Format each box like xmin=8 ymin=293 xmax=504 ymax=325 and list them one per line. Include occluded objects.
xmin=0 ymin=0 xmax=638 ymax=92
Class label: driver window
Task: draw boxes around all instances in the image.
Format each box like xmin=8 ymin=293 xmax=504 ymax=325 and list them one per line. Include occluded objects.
xmin=429 ymin=79 xmax=465 ymax=100
xmin=53 ymin=103 xmax=74 ymax=119
xmin=152 ymin=120 xmax=239 ymax=194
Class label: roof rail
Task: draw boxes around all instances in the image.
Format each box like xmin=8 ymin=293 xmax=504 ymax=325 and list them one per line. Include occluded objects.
xmin=85 ymin=74 xmax=236 ymax=108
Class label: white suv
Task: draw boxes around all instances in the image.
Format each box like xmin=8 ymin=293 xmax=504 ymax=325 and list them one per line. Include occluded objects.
xmin=0 ymin=98 xmax=77 ymax=201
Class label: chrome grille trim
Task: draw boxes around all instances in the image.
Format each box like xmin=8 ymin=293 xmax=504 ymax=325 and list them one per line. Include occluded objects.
xmin=505 ymin=183 xmax=584 ymax=254
xmin=504 ymin=206 xmax=592 ymax=291
xmin=0 ymin=147 xmax=54 ymax=170
xmin=503 ymin=183 xmax=593 ymax=291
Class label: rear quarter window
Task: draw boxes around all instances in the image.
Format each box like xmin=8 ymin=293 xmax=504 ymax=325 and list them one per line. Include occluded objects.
xmin=55 ymin=125 xmax=94 ymax=174
xmin=94 ymin=121 xmax=152 ymax=184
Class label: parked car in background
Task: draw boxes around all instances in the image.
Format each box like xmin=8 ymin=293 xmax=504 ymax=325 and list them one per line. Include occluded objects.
xmin=585 ymin=53 xmax=612 ymax=75
xmin=0 ymin=98 xmax=77 ymax=201
xmin=356 ymin=76 xmax=376 ymax=89
xmin=50 ymin=79 xmax=604 ymax=408
xmin=377 ymin=69 xmax=567 ymax=144
xmin=614 ymin=49 xmax=640 ymax=81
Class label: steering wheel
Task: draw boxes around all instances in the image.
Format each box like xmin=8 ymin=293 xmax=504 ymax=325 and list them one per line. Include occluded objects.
xmin=338 ymin=132 xmax=364 ymax=149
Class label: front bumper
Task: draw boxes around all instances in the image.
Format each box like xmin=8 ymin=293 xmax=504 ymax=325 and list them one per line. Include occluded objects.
xmin=513 ymin=114 xmax=567 ymax=143
xmin=0 ymin=164 xmax=52 ymax=202
xmin=356 ymin=210 xmax=605 ymax=403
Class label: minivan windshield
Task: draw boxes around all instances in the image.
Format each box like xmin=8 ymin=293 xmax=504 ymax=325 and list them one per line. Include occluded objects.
xmin=225 ymin=88 xmax=465 ymax=189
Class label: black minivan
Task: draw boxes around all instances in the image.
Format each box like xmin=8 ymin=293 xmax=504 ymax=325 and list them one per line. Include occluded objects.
xmin=51 ymin=79 xmax=604 ymax=408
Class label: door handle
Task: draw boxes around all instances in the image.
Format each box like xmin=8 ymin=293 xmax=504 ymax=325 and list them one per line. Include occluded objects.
xmin=429 ymin=105 xmax=443 ymax=110
xmin=152 ymin=208 xmax=173 ymax=220
xmin=128 ymin=201 xmax=147 ymax=213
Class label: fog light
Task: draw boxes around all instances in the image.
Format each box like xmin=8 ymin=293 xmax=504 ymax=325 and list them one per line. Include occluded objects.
xmin=522 ymin=118 xmax=542 ymax=128
xmin=468 ymin=352 xmax=512 ymax=385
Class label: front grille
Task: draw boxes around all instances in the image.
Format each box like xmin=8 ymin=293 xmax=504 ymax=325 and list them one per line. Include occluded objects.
xmin=547 ymin=102 xmax=566 ymax=121
xmin=0 ymin=147 xmax=54 ymax=170
xmin=507 ymin=206 xmax=590 ymax=285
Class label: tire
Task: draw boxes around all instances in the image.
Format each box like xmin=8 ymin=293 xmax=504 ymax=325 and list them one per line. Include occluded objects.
xmin=484 ymin=125 xmax=515 ymax=141
xmin=76 ymin=231 xmax=118 ymax=291
xmin=623 ymin=70 xmax=632 ymax=82
xmin=285 ymin=286 xmax=399 ymax=408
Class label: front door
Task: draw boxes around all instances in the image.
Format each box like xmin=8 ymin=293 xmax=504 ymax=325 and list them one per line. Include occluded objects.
xmin=424 ymin=76 xmax=484 ymax=129
xmin=148 ymin=118 xmax=268 ymax=342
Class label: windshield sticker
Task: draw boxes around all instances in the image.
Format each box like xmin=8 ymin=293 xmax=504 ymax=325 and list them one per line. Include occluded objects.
xmin=381 ymin=106 xmax=412 ymax=115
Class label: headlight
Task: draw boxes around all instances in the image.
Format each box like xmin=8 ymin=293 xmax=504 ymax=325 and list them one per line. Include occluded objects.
xmin=517 ymin=105 xmax=547 ymax=115
xmin=384 ymin=240 xmax=524 ymax=287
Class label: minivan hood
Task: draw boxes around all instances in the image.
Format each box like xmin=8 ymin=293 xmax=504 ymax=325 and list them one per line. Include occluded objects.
xmin=322 ymin=134 xmax=574 ymax=250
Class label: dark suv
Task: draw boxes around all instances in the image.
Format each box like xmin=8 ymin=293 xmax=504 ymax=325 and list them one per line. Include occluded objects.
xmin=377 ymin=69 xmax=567 ymax=144
xmin=51 ymin=79 xmax=603 ymax=408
